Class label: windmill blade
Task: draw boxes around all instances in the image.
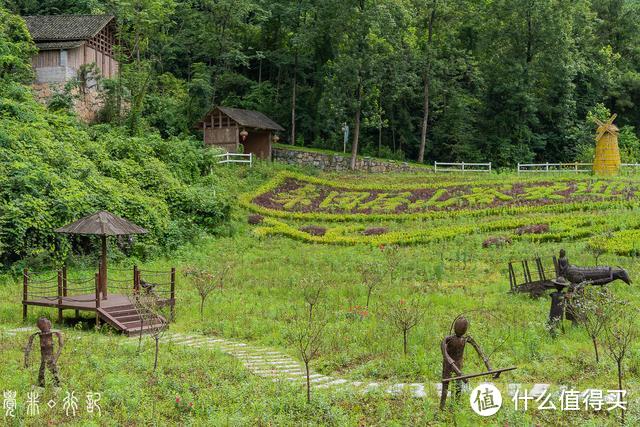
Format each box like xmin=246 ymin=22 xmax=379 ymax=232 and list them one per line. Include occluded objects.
xmin=596 ymin=129 xmax=607 ymax=141
xmin=607 ymin=113 xmax=618 ymax=126
xmin=593 ymin=117 xmax=604 ymax=127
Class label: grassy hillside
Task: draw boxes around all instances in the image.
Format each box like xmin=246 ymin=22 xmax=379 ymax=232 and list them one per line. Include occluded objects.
xmin=2 ymin=169 xmax=639 ymax=425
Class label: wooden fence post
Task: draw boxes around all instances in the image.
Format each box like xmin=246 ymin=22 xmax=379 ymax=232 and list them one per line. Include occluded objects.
xmin=170 ymin=267 xmax=176 ymax=322
xmin=133 ymin=265 xmax=138 ymax=293
xmin=57 ymin=270 xmax=63 ymax=324
xmin=22 ymin=268 xmax=28 ymax=321
xmin=95 ymin=272 xmax=100 ymax=327
xmin=62 ymin=265 xmax=67 ymax=297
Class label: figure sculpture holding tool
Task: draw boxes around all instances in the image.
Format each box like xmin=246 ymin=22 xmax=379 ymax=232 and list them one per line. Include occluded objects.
xmin=440 ymin=316 xmax=516 ymax=409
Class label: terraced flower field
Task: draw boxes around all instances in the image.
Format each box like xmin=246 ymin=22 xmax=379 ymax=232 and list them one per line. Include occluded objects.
xmin=244 ymin=172 xmax=640 ymax=252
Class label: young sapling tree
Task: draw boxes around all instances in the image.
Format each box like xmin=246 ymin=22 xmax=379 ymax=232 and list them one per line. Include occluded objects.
xmin=300 ymin=276 xmax=324 ymax=322
xmin=384 ymin=298 xmax=424 ymax=356
xmin=604 ymin=302 xmax=637 ymax=425
xmin=359 ymin=261 xmax=384 ymax=308
xmin=184 ymin=264 xmax=231 ymax=321
xmin=570 ymin=288 xmax=613 ymax=363
xmin=287 ymin=300 xmax=326 ymax=403
xmin=131 ymin=290 xmax=169 ymax=371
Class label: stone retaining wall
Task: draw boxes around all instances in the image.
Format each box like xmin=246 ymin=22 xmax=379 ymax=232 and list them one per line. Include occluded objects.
xmin=272 ymin=147 xmax=425 ymax=173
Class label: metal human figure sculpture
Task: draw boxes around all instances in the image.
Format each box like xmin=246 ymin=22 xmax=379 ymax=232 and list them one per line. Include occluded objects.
xmin=440 ymin=316 xmax=496 ymax=409
xmin=24 ymin=318 xmax=64 ymax=387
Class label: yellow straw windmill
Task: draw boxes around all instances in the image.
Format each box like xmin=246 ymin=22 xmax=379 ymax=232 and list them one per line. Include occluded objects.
xmin=592 ymin=114 xmax=621 ymax=176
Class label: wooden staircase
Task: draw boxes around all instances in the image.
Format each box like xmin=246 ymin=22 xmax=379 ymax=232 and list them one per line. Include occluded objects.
xmin=98 ymin=303 xmax=167 ymax=336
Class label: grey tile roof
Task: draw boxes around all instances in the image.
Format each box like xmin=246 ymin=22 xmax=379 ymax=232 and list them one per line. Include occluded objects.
xmin=24 ymin=15 xmax=114 ymax=42
xmin=35 ymin=40 xmax=85 ymax=50
xmin=217 ymin=107 xmax=284 ymax=131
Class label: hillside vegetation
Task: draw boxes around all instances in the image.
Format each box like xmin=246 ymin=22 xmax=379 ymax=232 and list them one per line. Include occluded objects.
xmin=0 ymin=8 xmax=230 ymax=268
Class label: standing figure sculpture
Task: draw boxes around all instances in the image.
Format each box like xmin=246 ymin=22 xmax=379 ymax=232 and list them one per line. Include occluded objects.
xmin=24 ymin=318 xmax=64 ymax=388
xmin=440 ymin=316 xmax=497 ymax=409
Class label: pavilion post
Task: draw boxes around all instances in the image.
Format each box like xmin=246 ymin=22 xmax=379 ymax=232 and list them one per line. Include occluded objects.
xmin=95 ymin=272 xmax=101 ymax=327
xmin=133 ymin=265 xmax=139 ymax=293
xmin=170 ymin=267 xmax=176 ymax=321
xmin=101 ymin=235 xmax=108 ymax=300
xmin=22 ymin=268 xmax=28 ymax=321
xmin=57 ymin=270 xmax=63 ymax=324
xmin=62 ymin=265 xmax=68 ymax=297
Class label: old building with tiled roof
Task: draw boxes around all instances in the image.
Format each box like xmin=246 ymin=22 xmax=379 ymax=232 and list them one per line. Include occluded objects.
xmin=197 ymin=106 xmax=284 ymax=160
xmin=24 ymin=14 xmax=118 ymax=83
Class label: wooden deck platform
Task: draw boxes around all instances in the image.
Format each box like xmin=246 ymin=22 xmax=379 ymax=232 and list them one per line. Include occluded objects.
xmin=23 ymin=293 xmax=174 ymax=336
xmin=22 ymin=266 xmax=176 ymax=336
xmin=24 ymin=293 xmax=131 ymax=310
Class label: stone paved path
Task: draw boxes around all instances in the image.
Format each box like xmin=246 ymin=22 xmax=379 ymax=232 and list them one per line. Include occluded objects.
xmin=4 ymin=328 xmax=617 ymax=402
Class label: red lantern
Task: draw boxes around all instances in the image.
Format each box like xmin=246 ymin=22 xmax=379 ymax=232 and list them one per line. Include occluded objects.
xmin=240 ymin=129 xmax=249 ymax=142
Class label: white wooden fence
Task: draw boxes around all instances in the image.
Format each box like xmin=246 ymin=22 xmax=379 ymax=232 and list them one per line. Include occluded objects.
xmin=517 ymin=162 xmax=592 ymax=173
xmin=214 ymin=152 xmax=253 ymax=167
xmin=518 ymin=162 xmax=640 ymax=173
xmin=434 ymin=161 xmax=492 ymax=173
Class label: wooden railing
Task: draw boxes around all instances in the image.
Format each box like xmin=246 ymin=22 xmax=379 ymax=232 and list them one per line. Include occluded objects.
xmin=434 ymin=161 xmax=492 ymax=173
xmin=214 ymin=152 xmax=253 ymax=167
xmin=22 ymin=265 xmax=176 ymax=323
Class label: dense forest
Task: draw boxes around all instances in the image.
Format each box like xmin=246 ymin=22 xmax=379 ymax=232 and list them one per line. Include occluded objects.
xmin=3 ymin=0 xmax=640 ymax=166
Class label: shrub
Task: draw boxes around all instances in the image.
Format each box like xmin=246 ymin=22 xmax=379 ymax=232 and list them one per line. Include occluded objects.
xmin=248 ymin=214 xmax=264 ymax=225
xmin=482 ymin=236 xmax=512 ymax=248
xmin=299 ymin=225 xmax=326 ymax=236
xmin=515 ymin=224 xmax=550 ymax=235
xmin=362 ymin=227 xmax=388 ymax=236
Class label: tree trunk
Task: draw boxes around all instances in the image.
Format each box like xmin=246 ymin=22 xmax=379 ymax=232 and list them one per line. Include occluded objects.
xmin=305 ymin=362 xmax=311 ymax=403
xmin=418 ymin=2 xmax=437 ymax=163
xmin=378 ymin=120 xmax=382 ymax=157
xmin=350 ymin=84 xmax=362 ymax=170
xmin=617 ymin=359 xmax=624 ymax=424
xmin=308 ymin=304 xmax=313 ymax=323
xmin=291 ymin=70 xmax=297 ymax=145
xmin=366 ymin=288 xmax=372 ymax=308
xmin=154 ymin=336 xmax=159 ymax=371
xmin=403 ymin=329 xmax=408 ymax=355
xmin=418 ymin=75 xmax=430 ymax=163
xmin=291 ymin=74 xmax=297 ymax=145
xmin=592 ymin=337 xmax=599 ymax=363
xmin=200 ymin=298 xmax=205 ymax=321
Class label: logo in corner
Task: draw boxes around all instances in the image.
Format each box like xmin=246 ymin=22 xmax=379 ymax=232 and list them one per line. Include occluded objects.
xmin=470 ymin=383 xmax=502 ymax=416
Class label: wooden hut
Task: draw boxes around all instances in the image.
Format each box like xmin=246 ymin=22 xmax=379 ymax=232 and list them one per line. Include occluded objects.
xmin=24 ymin=15 xmax=118 ymax=83
xmin=197 ymin=106 xmax=284 ymax=160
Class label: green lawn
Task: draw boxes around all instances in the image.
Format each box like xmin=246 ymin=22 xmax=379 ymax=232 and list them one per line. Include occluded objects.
xmin=1 ymin=165 xmax=639 ymax=425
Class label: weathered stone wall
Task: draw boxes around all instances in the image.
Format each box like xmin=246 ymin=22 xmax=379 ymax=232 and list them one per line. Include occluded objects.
xmin=32 ymin=83 xmax=103 ymax=123
xmin=272 ymin=147 xmax=425 ymax=173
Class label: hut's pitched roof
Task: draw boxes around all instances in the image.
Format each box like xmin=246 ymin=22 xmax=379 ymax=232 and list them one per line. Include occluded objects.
xmin=206 ymin=107 xmax=284 ymax=131
xmin=55 ymin=211 xmax=148 ymax=236
xmin=23 ymin=15 xmax=114 ymax=50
